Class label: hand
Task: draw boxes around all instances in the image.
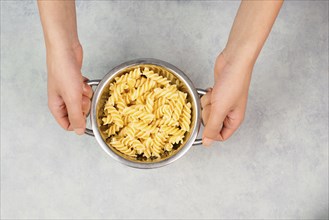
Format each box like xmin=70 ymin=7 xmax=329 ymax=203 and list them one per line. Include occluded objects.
xmin=46 ymin=44 xmax=93 ymax=135
xmin=201 ymin=51 xmax=253 ymax=145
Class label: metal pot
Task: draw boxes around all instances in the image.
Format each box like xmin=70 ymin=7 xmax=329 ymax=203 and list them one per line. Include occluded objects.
xmin=86 ymin=58 xmax=206 ymax=169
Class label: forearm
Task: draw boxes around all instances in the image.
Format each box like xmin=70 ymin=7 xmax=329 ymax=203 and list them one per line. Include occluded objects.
xmin=37 ymin=0 xmax=79 ymax=50
xmin=224 ymin=0 xmax=283 ymax=64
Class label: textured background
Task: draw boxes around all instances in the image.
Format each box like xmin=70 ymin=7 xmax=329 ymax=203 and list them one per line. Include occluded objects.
xmin=1 ymin=1 xmax=328 ymax=219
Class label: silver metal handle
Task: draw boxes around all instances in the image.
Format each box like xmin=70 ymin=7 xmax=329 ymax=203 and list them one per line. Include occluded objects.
xmin=85 ymin=80 xmax=101 ymax=136
xmin=196 ymin=88 xmax=207 ymax=96
xmin=192 ymin=88 xmax=208 ymax=146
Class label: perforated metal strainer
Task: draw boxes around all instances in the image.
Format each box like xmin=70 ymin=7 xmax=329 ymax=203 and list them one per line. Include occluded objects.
xmin=86 ymin=58 xmax=206 ymax=169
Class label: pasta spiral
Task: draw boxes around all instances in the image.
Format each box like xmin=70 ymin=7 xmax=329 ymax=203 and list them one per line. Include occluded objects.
xmin=110 ymin=138 xmax=136 ymax=157
xmin=142 ymin=67 xmax=171 ymax=85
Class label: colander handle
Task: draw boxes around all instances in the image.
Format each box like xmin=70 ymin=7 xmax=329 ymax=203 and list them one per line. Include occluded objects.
xmin=85 ymin=80 xmax=101 ymax=136
xmin=192 ymin=88 xmax=208 ymax=146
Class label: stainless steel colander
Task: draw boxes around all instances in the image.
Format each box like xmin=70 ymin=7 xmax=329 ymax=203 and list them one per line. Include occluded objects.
xmin=86 ymin=58 xmax=206 ymax=169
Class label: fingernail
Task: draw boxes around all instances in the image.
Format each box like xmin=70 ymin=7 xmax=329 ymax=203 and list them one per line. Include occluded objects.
xmin=203 ymin=137 xmax=214 ymax=146
xmin=74 ymin=128 xmax=85 ymax=135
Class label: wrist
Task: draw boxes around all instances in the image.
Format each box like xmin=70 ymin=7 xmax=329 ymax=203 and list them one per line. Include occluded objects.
xmin=222 ymin=41 xmax=260 ymax=67
xmin=46 ymin=39 xmax=81 ymax=53
xmin=44 ymin=30 xmax=80 ymax=52
xmin=45 ymin=42 xmax=83 ymax=80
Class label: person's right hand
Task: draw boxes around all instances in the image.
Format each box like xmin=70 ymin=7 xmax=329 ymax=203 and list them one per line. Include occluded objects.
xmin=46 ymin=43 xmax=93 ymax=135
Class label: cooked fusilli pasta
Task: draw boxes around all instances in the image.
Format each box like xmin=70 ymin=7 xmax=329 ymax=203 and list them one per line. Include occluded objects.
xmin=101 ymin=66 xmax=192 ymax=159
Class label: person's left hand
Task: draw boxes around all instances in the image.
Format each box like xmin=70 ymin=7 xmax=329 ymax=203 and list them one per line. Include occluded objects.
xmin=201 ymin=51 xmax=254 ymax=146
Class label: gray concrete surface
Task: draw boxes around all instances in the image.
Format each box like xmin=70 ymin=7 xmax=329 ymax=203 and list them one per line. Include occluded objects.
xmin=1 ymin=1 xmax=328 ymax=219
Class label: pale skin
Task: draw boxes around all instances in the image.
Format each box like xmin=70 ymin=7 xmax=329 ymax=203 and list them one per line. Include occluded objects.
xmin=37 ymin=0 xmax=283 ymax=145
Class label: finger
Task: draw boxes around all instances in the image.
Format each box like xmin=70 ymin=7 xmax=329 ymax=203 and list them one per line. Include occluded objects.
xmin=202 ymin=102 xmax=227 ymax=146
xmin=49 ymin=99 xmax=74 ymax=131
xmin=67 ymin=124 xmax=73 ymax=131
xmin=201 ymin=105 xmax=211 ymax=126
xmin=64 ymin=91 xmax=85 ymax=135
xmin=220 ymin=111 xmax=244 ymax=141
xmin=201 ymin=90 xmax=212 ymax=109
xmin=82 ymin=95 xmax=91 ymax=116
xmin=82 ymin=82 xmax=93 ymax=99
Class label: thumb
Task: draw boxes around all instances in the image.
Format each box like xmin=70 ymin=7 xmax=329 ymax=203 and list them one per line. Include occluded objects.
xmin=64 ymin=91 xmax=86 ymax=135
xmin=202 ymin=103 xmax=227 ymax=146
